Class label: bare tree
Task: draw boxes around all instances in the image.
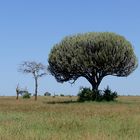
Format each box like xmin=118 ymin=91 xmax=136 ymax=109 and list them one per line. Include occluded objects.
xmin=16 ymin=84 xmax=27 ymax=100
xmin=19 ymin=61 xmax=47 ymax=100
xmin=16 ymin=84 xmax=20 ymax=100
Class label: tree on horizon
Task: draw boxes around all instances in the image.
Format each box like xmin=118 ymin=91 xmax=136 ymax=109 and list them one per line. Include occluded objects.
xmin=48 ymin=32 xmax=138 ymax=92
xmin=19 ymin=61 xmax=47 ymax=101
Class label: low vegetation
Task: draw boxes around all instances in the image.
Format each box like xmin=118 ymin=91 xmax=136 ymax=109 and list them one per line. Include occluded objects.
xmin=22 ymin=92 xmax=31 ymax=99
xmin=78 ymin=86 xmax=117 ymax=102
xmin=0 ymin=96 xmax=140 ymax=140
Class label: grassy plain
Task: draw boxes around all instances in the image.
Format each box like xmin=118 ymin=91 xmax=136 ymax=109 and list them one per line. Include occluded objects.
xmin=0 ymin=96 xmax=140 ymax=140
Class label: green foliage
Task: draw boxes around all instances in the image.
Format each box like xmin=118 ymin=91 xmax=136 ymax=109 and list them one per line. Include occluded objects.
xmin=78 ymin=86 xmax=118 ymax=102
xmin=77 ymin=87 xmax=93 ymax=102
xmin=103 ymin=86 xmax=118 ymax=101
xmin=22 ymin=92 xmax=31 ymax=99
xmin=48 ymin=32 xmax=138 ymax=91
xmin=60 ymin=94 xmax=65 ymax=97
xmin=44 ymin=92 xmax=51 ymax=96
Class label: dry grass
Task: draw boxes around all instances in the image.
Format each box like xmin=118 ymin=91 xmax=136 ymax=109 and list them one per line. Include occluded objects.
xmin=0 ymin=96 xmax=140 ymax=140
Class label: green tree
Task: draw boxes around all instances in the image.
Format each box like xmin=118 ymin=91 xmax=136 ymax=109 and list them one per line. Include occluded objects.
xmin=48 ymin=32 xmax=138 ymax=91
xmin=19 ymin=61 xmax=47 ymax=101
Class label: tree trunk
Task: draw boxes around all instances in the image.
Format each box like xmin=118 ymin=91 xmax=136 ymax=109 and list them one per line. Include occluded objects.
xmin=87 ymin=77 xmax=102 ymax=91
xmin=35 ymin=78 xmax=38 ymax=101
xmin=91 ymin=83 xmax=99 ymax=91
xmin=16 ymin=88 xmax=19 ymax=100
xmin=84 ymin=73 xmax=105 ymax=100
xmin=16 ymin=94 xmax=19 ymax=100
xmin=90 ymin=80 xmax=101 ymax=101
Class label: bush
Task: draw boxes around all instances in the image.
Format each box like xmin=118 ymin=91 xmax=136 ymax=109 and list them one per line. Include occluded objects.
xmin=103 ymin=86 xmax=118 ymax=101
xmin=77 ymin=87 xmax=93 ymax=102
xmin=22 ymin=92 xmax=31 ymax=99
xmin=44 ymin=92 xmax=51 ymax=96
xmin=77 ymin=86 xmax=117 ymax=102
xmin=93 ymin=90 xmax=103 ymax=101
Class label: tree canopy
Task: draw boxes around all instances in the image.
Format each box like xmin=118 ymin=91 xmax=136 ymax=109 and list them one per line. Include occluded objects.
xmin=48 ymin=32 xmax=138 ymax=91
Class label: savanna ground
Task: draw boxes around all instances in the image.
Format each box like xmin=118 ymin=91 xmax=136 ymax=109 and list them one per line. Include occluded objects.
xmin=0 ymin=96 xmax=140 ymax=140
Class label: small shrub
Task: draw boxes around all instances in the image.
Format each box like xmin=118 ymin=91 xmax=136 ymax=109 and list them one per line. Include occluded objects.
xmin=93 ymin=90 xmax=103 ymax=101
xmin=78 ymin=88 xmax=103 ymax=102
xmin=77 ymin=87 xmax=93 ymax=102
xmin=60 ymin=94 xmax=65 ymax=97
xmin=22 ymin=92 xmax=31 ymax=99
xmin=103 ymin=86 xmax=118 ymax=101
xmin=44 ymin=92 xmax=51 ymax=96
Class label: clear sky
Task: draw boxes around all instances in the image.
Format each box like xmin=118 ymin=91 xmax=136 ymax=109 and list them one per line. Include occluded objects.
xmin=0 ymin=0 xmax=139 ymax=96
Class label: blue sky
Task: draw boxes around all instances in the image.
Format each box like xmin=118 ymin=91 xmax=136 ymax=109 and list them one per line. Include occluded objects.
xmin=0 ymin=0 xmax=139 ymax=96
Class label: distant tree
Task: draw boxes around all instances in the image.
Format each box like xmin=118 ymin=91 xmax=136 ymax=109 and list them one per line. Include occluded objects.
xmin=44 ymin=92 xmax=51 ymax=96
xmin=19 ymin=61 xmax=47 ymax=101
xmin=16 ymin=84 xmax=27 ymax=100
xmin=48 ymin=32 xmax=138 ymax=92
